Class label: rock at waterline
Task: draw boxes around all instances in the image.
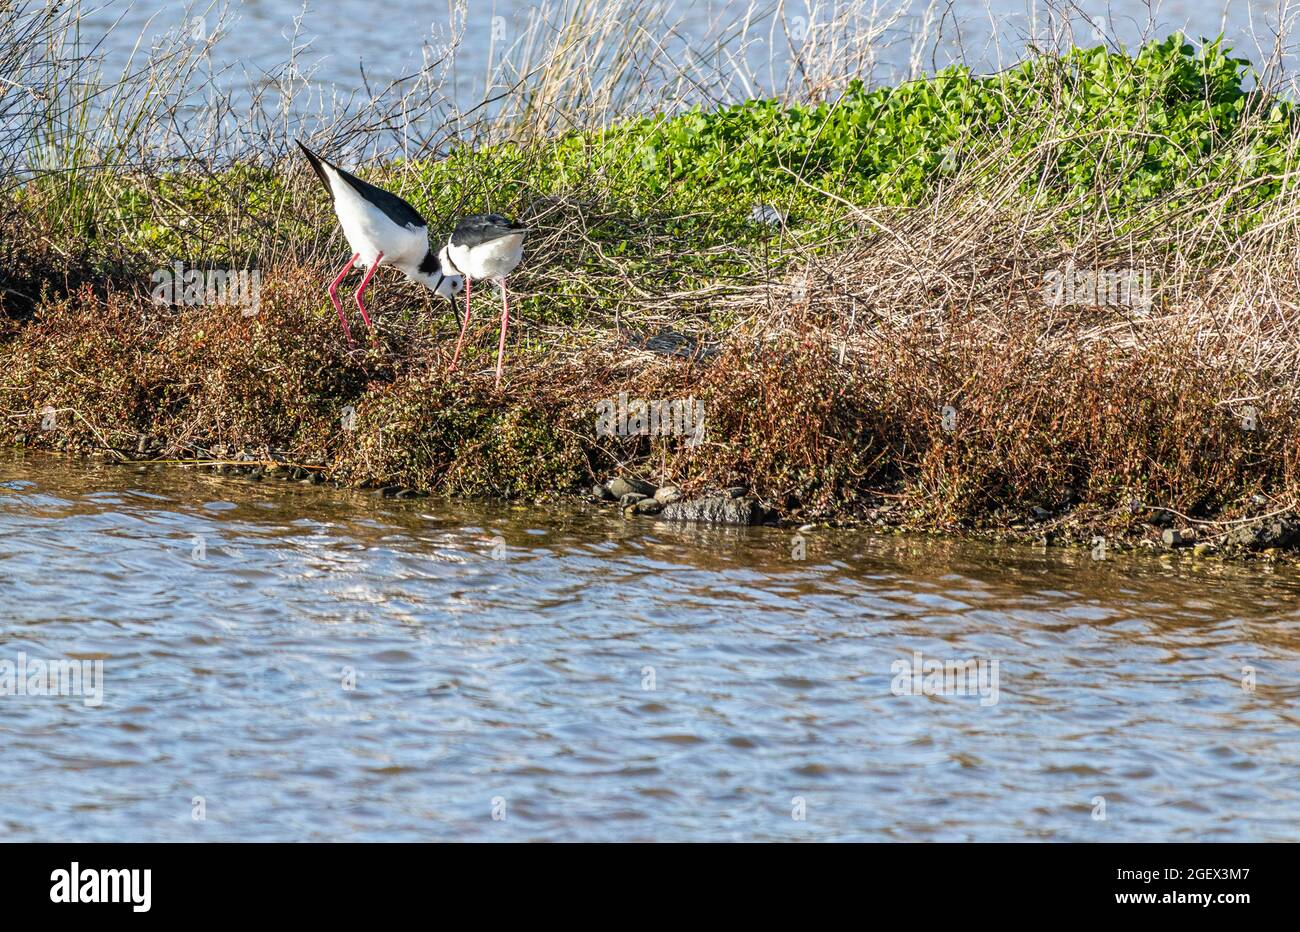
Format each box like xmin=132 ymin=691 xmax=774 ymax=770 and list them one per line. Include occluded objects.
xmin=622 ymin=497 xmax=664 ymax=518
xmin=1226 ymin=515 xmax=1300 ymax=550
xmin=658 ymin=495 xmax=771 ymax=526
xmin=653 ymin=485 xmax=682 ymax=505
xmin=606 ymin=477 xmax=656 ymax=499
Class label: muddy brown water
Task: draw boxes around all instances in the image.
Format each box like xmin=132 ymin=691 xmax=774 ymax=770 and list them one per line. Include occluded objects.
xmin=1 ymin=452 xmax=1298 ymax=841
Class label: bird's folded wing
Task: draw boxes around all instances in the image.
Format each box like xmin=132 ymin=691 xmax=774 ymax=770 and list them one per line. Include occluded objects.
xmin=450 ymin=214 xmax=526 ymax=248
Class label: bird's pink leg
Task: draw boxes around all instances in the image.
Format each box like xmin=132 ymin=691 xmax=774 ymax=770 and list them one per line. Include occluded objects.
xmin=495 ymin=278 xmax=510 ymax=389
xmin=329 ymin=253 xmax=359 ymax=346
xmin=449 ymin=278 xmax=472 ymax=372
xmin=354 ymin=251 xmax=383 ymax=331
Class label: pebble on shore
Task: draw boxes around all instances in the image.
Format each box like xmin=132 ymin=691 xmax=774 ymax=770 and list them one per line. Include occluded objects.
xmin=600 ymin=475 xmax=771 ymax=525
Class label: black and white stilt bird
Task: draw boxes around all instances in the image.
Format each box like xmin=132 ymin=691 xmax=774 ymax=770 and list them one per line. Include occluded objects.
xmin=438 ymin=214 xmax=527 ymax=388
xmin=296 ymin=141 xmax=464 ymax=346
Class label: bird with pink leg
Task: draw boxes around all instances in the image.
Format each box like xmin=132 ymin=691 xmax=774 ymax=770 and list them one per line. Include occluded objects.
xmin=438 ymin=214 xmax=528 ymax=388
xmin=296 ymin=141 xmax=464 ymax=346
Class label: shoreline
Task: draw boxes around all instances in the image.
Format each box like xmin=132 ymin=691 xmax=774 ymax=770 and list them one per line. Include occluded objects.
xmin=7 ymin=443 xmax=1299 ymax=568
xmin=3 ymin=37 xmax=1299 ymax=567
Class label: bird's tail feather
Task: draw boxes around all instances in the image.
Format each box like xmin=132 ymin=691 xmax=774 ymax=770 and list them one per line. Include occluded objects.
xmin=296 ymin=140 xmax=334 ymax=202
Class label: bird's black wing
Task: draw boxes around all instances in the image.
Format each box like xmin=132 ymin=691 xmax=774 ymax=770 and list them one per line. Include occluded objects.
xmin=296 ymin=140 xmax=428 ymax=231
xmin=449 ymin=213 xmax=527 ymax=248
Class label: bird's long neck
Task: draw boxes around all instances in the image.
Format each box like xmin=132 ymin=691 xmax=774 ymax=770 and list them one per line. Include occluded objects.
xmin=435 ymin=247 xmax=463 ymax=277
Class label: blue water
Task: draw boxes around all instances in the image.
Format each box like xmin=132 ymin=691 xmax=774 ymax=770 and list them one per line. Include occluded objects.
xmin=76 ymin=0 xmax=1293 ymax=117
xmin=2 ymin=454 xmax=1299 ymax=841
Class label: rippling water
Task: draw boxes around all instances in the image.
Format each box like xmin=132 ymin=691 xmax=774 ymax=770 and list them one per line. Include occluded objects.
xmin=1 ymin=452 xmax=1298 ymax=841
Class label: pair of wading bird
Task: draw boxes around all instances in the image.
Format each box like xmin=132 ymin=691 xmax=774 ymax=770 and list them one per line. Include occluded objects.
xmin=297 ymin=142 xmax=526 ymax=387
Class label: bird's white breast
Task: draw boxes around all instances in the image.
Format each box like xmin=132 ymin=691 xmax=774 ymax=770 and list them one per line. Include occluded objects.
xmin=447 ymin=233 xmax=525 ymax=281
xmin=326 ymin=164 xmax=426 ymax=268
